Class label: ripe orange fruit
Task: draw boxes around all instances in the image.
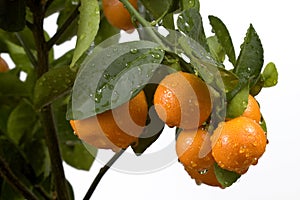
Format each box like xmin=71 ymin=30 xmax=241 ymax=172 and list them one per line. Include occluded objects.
xmin=102 ymin=0 xmax=138 ymax=31
xmin=0 ymin=56 xmax=9 ymax=72
xmin=184 ymin=165 xmax=223 ymax=188
xmin=70 ymin=91 xmax=148 ymax=151
xmin=154 ymin=71 xmax=212 ymax=129
xmin=242 ymin=95 xmax=261 ymax=123
xmin=211 ymin=116 xmax=267 ymax=174
xmin=176 ymin=128 xmax=214 ymax=171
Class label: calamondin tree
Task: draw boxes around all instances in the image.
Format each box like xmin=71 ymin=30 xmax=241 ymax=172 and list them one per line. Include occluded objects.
xmin=0 ymin=0 xmax=278 ymax=199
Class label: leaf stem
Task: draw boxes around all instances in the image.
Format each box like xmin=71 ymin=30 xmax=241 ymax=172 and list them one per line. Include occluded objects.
xmin=0 ymin=157 xmax=39 ymax=200
xmin=83 ymin=148 xmax=126 ymax=200
xmin=46 ymin=4 xmax=80 ymax=50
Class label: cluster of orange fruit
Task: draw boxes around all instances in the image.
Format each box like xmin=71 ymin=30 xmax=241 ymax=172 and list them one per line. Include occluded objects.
xmin=70 ymin=70 xmax=267 ymax=188
xmin=155 ymin=71 xmax=267 ymax=188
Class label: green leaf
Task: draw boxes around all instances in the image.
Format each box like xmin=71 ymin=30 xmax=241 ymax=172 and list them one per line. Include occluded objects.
xmin=55 ymin=0 xmax=79 ymax=45
xmin=226 ymin=83 xmax=249 ymax=118
xmin=209 ymin=15 xmax=236 ymax=66
xmin=50 ymin=49 xmax=74 ymax=68
xmin=262 ymin=62 xmax=278 ymax=87
xmin=70 ymin=0 xmax=100 ymax=68
xmin=33 ymin=65 xmax=77 ymax=109
xmin=94 ymin=17 xmax=120 ymax=46
xmin=7 ymin=100 xmax=37 ymax=144
xmin=45 ymin=0 xmax=66 ymax=17
xmin=1 ymin=181 xmax=23 ymax=200
xmin=0 ymin=136 xmax=36 ymax=186
xmin=214 ymin=163 xmax=241 ymax=188
xmin=23 ymin=138 xmax=51 ymax=178
xmin=218 ymin=67 xmax=239 ymax=93
xmin=234 ymin=24 xmax=264 ymax=86
xmin=0 ymin=0 xmax=26 ymax=32
xmin=177 ymin=8 xmax=209 ymax=51
xmin=207 ymin=36 xmax=225 ymax=63
xmin=140 ymin=0 xmax=178 ymax=19
xmin=5 ymin=41 xmax=34 ymax=71
xmin=52 ymin=99 xmax=96 ymax=170
xmin=0 ymin=70 xmax=31 ymax=97
xmin=67 ymin=40 xmax=165 ymax=120
xmin=180 ymin=0 xmax=200 ymax=11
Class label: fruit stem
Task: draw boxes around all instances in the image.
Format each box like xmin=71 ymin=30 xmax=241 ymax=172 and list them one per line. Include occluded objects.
xmin=119 ymin=0 xmax=167 ymax=49
xmin=83 ymin=148 xmax=126 ymax=200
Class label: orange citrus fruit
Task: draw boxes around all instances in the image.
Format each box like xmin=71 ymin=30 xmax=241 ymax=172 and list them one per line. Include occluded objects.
xmin=70 ymin=91 xmax=148 ymax=151
xmin=242 ymin=95 xmax=261 ymax=123
xmin=184 ymin=165 xmax=223 ymax=188
xmin=154 ymin=71 xmax=212 ymax=129
xmin=0 ymin=56 xmax=9 ymax=72
xmin=102 ymin=0 xmax=138 ymax=31
xmin=211 ymin=116 xmax=267 ymax=174
xmin=176 ymin=128 xmax=214 ymax=171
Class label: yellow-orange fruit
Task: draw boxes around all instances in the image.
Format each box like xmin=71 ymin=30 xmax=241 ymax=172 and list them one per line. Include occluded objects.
xmin=70 ymin=91 xmax=148 ymax=151
xmin=154 ymin=71 xmax=212 ymax=129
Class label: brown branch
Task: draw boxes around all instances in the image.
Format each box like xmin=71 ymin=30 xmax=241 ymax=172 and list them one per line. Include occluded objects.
xmin=46 ymin=4 xmax=80 ymax=50
xmin=0 ymin=157 xmax=39 ymax=200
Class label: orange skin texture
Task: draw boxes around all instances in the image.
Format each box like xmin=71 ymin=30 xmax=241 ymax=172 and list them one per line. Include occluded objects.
xmin=176 ymin=128 xmax=214 ymax=171
xmin=176 ymin=128 xmax=222 ymax=188
xmin=211 ymin=116 xmax=267 ymax=174
xmin=102 ymin=0 xmax=138 ymax=31
xmin=70 ymin=91 xmax=148 ymax=151
xmin=0 ymin=56 xmax=9 ymax=72
xmin=242 ymin=95 xmax=261 ymax=123
xmin=154 ymin=72 xmax=212 ymax=129
xmin=185 ymin=165 xmax=223 ymax=188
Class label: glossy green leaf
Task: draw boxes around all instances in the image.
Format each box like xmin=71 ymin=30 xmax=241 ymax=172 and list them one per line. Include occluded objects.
xmin=70 ymin=0 xmax=100 ymax=68
xmin=0 ymin=0 xmax=25 ymax=32
xmin=177 ymin=8 xmax=209 ymax=51
xmin=218 ymin=67 xmax=239 ymax=93
xmin=0 ymin=70 xmax=31 ymax=97
xmin=234 ymin=24 xmax=264 ymax=86
xmin=7 ymin=100 xmax=37 ymax=144
xmin=33 ymin=65 xmax=77 ymax=109
xmin=226 ymin=83 xmax=249 ymax=118
xmin=262 ymin=62 xmax=278 ymax=87
xmin=214 ymin=163 xmax=241 ymax=188
xmin=50 ymin=49 xmax=74 ymax=68
xmin=5 ymin=41 xmax=33 ymax=71
xmin=67 ymin=40 xmax=164 ymax=120
xmin=209 ymin=15 xmax=236 ymax=66
xmin=180 ymin=0 xmax=200 ymax=10
xmin=94 ymin=17 xmax=120 ymax=46
xmin=140 ymin=0 xmax=178 ymax=19
xmin=45 ymin=0 xmax=66 ymax=17
xmin=207 ymin=36 xmax=225 ymax=63
xmin=52 ymin=99 xmax=96 ymax=170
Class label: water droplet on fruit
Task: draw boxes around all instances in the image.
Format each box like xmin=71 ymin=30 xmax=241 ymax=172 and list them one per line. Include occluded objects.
xmin=198 ymin=169 xmax=208 ymax=175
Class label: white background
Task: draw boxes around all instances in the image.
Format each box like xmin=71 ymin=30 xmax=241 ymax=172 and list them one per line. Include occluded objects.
xmin=4 ymin=0 xmax=300 ymax=199
xmin=64 ymin=0 xmax=300 ymax=199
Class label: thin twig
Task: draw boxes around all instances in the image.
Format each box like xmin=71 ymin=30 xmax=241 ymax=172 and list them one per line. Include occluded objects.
xmin=0 ymin=157 xmax=40 ymax=200
xmin=83 ymin=148 xmax=127 ymax=200
xmin=14 ymin=32 xmax=38 ymax=68
xmin=46 ymin=4 xmax=80 ymax=50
